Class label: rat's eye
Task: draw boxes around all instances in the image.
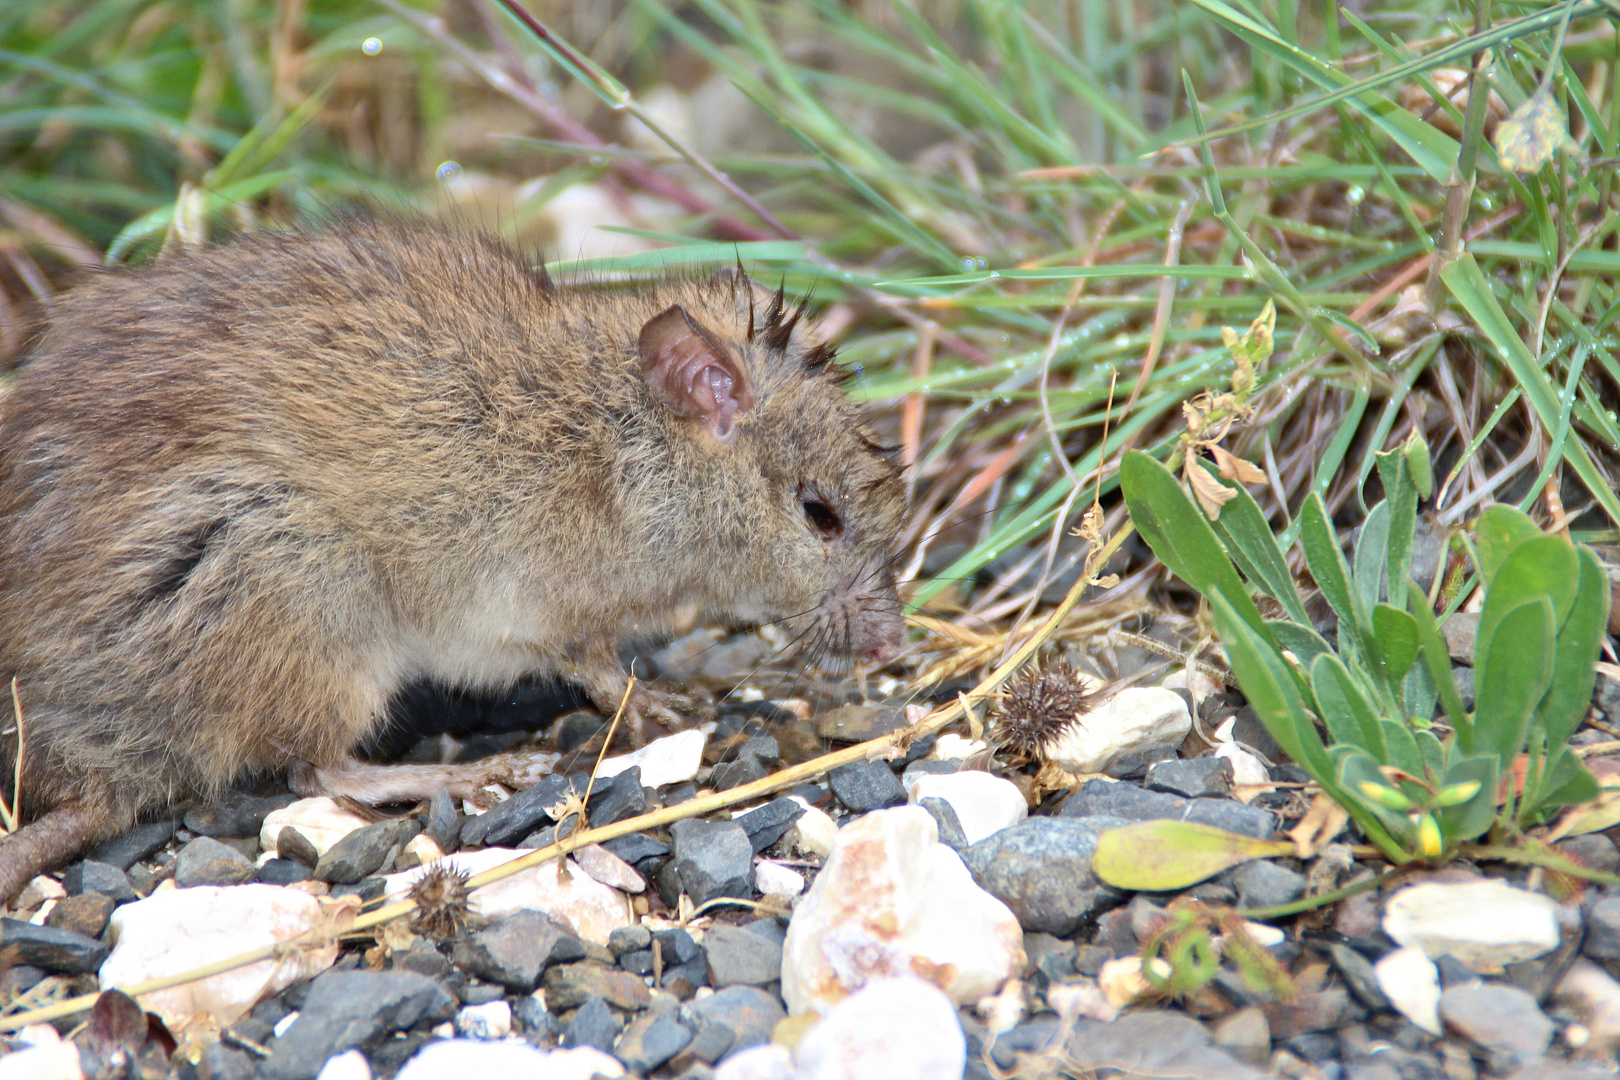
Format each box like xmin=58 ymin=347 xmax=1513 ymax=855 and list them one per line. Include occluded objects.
xmin=802 ymin=498 xmax=843 ymax=539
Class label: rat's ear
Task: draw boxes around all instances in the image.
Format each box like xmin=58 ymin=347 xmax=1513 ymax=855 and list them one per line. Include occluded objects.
xmin=638 ymin=304 xmax=755 ymax=443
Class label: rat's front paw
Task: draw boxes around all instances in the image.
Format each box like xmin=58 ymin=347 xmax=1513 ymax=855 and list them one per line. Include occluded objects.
xmin=624 ymin=682 xmax=713 ymax=743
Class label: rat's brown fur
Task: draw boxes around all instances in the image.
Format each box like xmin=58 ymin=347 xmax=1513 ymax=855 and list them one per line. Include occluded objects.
xmin=0 ymin=221 xmax=905 ymax=898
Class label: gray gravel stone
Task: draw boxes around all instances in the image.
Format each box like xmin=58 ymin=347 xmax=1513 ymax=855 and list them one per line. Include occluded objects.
xmin=261 ymin=970 xmax=454 ymax=1080
xmin=1329 ymin=944 xmax=1389 ymax=1011
xmin=1584 ymin=895 xmax=1620 ymax=961
xmin=814 ymin=704 xmax=907 ymax=742
xmin=962 ymin=816 xmax=1128 ymax=935
xmin=711 ymin=756 xmax=769 ymax=791
xmin=174 ymin=836 xmax=257 ymax=887
xmin=62 ymin=859 xmax=137 ymax=902
xmin=588 ymin=767 xmax=648 ymax=827
xmin=313 ymin=821 xmax=399 ymax=884
xmin=668 ymin=819 xmax=754 ymax=905
xmin=275 ymin=827 xmax=319 ymax=867
xmin=601 ymin=832 xmax=669 ymax=865
xmin=257 ymin=859 xmax=313 ymax=886
xmin=609 ymin=925 xmax=652 ymax=956
xmin=185 ymin=794 xmax=296 ymax=838
xmin=566 ymin=995 xmax=621 ymax=1053
xmin=88 ymin=820 xmax=177 ymax=871
xmin=733 ymin=797 xmax=804 ymax=854
xmin=542 ymin=961 xmax=651 ymax=1011
xmin=918 ymin=797 xmax=970 ymax=854
xmin=1060 ymin=778 xmax=1276 ymax=838
xmin=680 ymin=986 xmax=786 ymax=1055
xmin=1067 ymin=1009 xmax=1262 ymax=1079
xmin=1558 ymin=834 xmax=1620 ymax=876
xmin=1231 ymin=860 xmax=1306 ymax=909
xmin=701 ymin=924 xmax=782 ymax=988
xmin=1439 ymin=983 xmax=1553 ymax=1057
xmin=615 ymin=1012 xmax=693 ymax=1073
xmin=0 ymin=917 xmax=107 ymax=973
xmin=44 ymin=893 xmax=115 ymax=939
xmin=460 ymin=773 xmax=583 ymax=848
xmin=453 ymin=909 xmax=584 ymax=991
xmin=425 ymin=790 xmax=460 ymax=853
xmin=1145 ymin=757 xmax=1234 ymax=798
xmin=827 ymin=759 xmax=907 ymax=812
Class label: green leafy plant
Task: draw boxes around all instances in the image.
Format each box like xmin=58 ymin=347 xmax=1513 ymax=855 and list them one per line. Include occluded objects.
xmin=1120 ymin=428 xmax=1610 ymax=864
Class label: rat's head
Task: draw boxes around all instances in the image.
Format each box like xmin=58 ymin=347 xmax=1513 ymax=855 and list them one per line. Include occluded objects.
xmin=633 ymin=272 xmax=907 ymax=667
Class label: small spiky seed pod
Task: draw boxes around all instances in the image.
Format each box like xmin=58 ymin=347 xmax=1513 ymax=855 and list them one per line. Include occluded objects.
xmin=408 ymin=863 xmax=473 ymax=939
xmin=994 ymin=660 xmax=1097 ymax=762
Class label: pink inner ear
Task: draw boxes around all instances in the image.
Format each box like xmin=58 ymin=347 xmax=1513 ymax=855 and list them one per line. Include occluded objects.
xmin=639 ymin=304 xmax=754 ymax=441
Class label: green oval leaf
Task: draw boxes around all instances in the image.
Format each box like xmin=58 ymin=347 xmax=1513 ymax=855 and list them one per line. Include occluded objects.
xmin=1091 ymin=820 xmax=1293 ymax=891
xmin=1474 ymin=597 xmax=1556 ymax=767
xmin=1372 ymin=603 xmax=1421 ymax=684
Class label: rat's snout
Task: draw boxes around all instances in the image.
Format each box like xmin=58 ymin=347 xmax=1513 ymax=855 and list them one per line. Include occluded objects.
xmin=820 ymin=566 xmax=906 ymax=666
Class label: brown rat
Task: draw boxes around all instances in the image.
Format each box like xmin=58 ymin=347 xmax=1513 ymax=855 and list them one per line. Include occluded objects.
xmin=0 ymin=220 xmax=906 ymax=899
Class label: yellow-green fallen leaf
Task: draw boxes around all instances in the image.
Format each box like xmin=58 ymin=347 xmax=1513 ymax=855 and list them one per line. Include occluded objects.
xmin=1494 ymin=89 xmax=1568 ymax=174
xmin=1091 ymin=820 xmax=1295 ymax=891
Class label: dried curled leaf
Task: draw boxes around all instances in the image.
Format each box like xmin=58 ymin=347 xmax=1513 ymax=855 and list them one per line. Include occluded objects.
xmin=1495 ymin=88 xmax=1568 ymax=174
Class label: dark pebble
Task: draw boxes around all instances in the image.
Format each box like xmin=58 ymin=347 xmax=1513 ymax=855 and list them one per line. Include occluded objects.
xmin=711 ymin=756 xmax=769 ymax=791
xmin=512 ymin=994 xmax=553 ymax=1036
xmin=1104 ymin=741 xmax=1179 ymax=780
xmin=827 ymin=759 xmax=907 ymax=812
xmin=1144 ymin=756 xmax=1234 ymax=799
xmin=667 ymin=819 xmax=754 ymax=905
xmin=1232 ymin=860 xmax=1307 ymax=910
xmin=601 ymin=831 xmax=670 ymax=865
xmin=276 ymin=827 xmax=320 ymax=867
xmin=426 ymin=789 xmax=460 ymax=854
xmin=198 ymin=1043 xmax=262 ymax=1080
xmin=1586 ymin=895 xmax=1620 ymax=962
xmin=1060 ymin=778 xmax=1276 ymax=838
xmin=88 ymin=819 xmax=177 ymax=871
xmin=963 ymin=816 xmax=1128 ymax=935
xmin=174 ymin=836 xmax=257 ymax=887
xmin=659 ymin=781 xmax=699 ymax=806
xmin=261 ymin=970 xmax=454 ymax=1080
xmin=1262 ymin=988 xmax=1354 ymax=1040
xmin=45 ymin=892 xmax=116 ymax=939
xmin=919 ymin=796 xmax=971 ymax=854
xmin=662 ymin=956 xmax=709 ymax=997
xmin=655 ymin=928 xmax=702 ymax=966
xmin=258 ymin=858 xmax=313 ymax=886
xmin=460 ymin=773 xmax=583 ymax=848
xmin=589 ymin=767 xmax=648 ymax=827
xmin=609 ymin=925 xmax=653 ymax=956
xmin=680 ymin=985 xmax=786 ymax=1054
xmin=616 ymin=1012 xmax=693 ymax=1073
xmin=701 ymin=924 xmax=782 ymax=988
xmin=62 ymin=859 xmax=137 ymax=902
xmin=566 ymin=994 xmax=621 ymax=1053
xmin=685 ymin=1019 xmax=735 ymax=1063
xmin=990 ymin=1015 xmax=1065 ymax=1068
xmin=453 ymin=909 xmax=584 ymax=991
xmin=396 ymin=942 xmax=451 ymax=979
xmin=0 ymin=917 xmax=111 ymax=974
xmin=314 ymin=821 xmax=400 ymax=884
xmin=1329 ymin=944 xmax=1390 ymax=1011
xmin=328 ymin=878 xmax=386 ymax=903
xmin=733 ymin=797 xmax=805 ymax=854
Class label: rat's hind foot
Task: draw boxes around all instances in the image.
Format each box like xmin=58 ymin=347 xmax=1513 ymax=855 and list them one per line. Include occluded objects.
xmin=289 ymin=750 xmax=562 ymax=808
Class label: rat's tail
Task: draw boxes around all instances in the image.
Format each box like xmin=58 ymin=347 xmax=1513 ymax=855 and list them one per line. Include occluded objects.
xmin=0 ymin=801 xmax=106 ymax=903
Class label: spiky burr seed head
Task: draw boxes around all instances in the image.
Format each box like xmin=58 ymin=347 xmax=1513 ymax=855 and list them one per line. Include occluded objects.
xmin=993 ymin=659 xmax=1097 ymax=762
xmin=408 ymin=862 xmax=473 ymax=939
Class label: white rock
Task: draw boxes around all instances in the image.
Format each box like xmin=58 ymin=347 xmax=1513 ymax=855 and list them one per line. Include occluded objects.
xmin=384 ymin=849 xmax=631 ymax=944
xmin=904 ymin=771 xmax=1027 ymax=845
xmin=260 ymin=797 xmax=372 ymax=857
xmin=1375 ymin=946 xmax=1441 ymax=1035
xmin=1554 ymin=960 xmax=1620 ymax=1053
xmin=404 ymin=834 xmax=445 ymax=865
xmin=1383 ymin=881 xmax=1560 ymax=970
xmin=396 ymin=1039 xmax=625 ymax=1080
xmin=1211 ymin=717 xmax=1271 ymax=791
xmin=1042 ymin=687 xmax=1192 ymax=774
xmin=754 ymin=859 xmax=805 ymax=899
xmin=796 ymin=976 xmax=966 ymax=1080
xmin=713 ymin=1044 xmax=796 ymax=1080
xmin=572 ymin=844 xmax=645 ymax=894
xmin=929 ymin=734 xmax=989 ymax=761
xmin=456 ymin=999 xmax=513 ymax=1039
xmin=316 ymin=1049 xmax=372 ymax=1080
xmin=1045 ymin=980 xmax=1117 ymax=1023
xmin=0 ymin=1042 xmax=80 ymax=1080
xmin=780 ymin=806 xmax=1024 ymax=1015
xmin=784 ymin=802 xmax=838 ymax=859
xmin=596 ymin=728 xmax=706 ymax=789
xmin=99 ymin=884 xmax=338 ymax=1030
xmin=1097 ymin=956 xmax=1165 ymax=1007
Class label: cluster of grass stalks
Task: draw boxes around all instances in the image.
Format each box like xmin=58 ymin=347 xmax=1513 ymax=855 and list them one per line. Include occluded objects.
xmin=5 ymin=0 xmax=1620 ymax=664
